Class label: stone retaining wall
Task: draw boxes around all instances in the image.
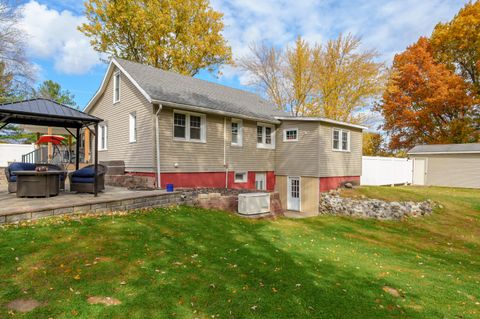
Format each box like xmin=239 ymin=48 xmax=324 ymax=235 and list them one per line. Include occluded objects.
xmin=319 ymin=190 xmax=435 ymax=220
xmin=0 ymin=192 xmax=185 ymax=224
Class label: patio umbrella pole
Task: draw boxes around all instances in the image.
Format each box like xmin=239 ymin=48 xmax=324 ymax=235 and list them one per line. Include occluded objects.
xmin=94 ymin=123 xmax=98 ymax=197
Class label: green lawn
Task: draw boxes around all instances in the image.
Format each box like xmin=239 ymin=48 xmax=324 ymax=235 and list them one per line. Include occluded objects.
xmin=0 ymin=186 xmax=479 ymax=318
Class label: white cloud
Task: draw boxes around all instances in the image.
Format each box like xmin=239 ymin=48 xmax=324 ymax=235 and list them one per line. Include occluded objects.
xmin=211 ymin=0 xmax=469 ymax=80
xmin=17 ymin=1 xmax=101 ymax=75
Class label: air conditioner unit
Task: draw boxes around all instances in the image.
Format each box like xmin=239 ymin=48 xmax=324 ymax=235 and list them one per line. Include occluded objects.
xmin=238 ymin=193 xmax=270 ymax=215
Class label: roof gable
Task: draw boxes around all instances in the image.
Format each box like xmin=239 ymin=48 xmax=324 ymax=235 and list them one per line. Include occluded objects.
xmin=85 ymin=58 xmax=286 ymax=122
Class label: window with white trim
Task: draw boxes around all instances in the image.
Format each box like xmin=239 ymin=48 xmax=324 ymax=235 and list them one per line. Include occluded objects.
xmin=129 ymin=112 xmax=137 ymax=143
xmin=173 ymin=111 xmax=206 ymax=142
xmin=333 ymin=128 xmax=350 ymax=151
xmin=113 ymin=71 xmax=120 ymax=103
xmin=231 ymin=119 xmax=243 ymax=146
xmin=256 ymin=123 xmax=275 ymax=149
xmin=234 ymin=172 xmax=247 ymax=183
xmin=99 ymin=123 xmax=108 ymax=151
xmin=283 ymin=128 xmax=298 ymax=141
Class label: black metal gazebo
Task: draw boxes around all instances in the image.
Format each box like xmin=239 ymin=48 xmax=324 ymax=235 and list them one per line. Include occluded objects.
xmin=0 ymin=98 xmax=103 ymax=196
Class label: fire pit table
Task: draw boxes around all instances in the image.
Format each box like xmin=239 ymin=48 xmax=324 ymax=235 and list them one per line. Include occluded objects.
xmin=13 ymin=170 xmax=65 ymax=198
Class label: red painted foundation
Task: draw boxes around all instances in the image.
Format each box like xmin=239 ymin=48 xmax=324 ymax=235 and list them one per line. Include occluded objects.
xmin=128 ymin=171 xmax=275 ymax=191
xmin=319 ymin=176 xmax=360 ymax=192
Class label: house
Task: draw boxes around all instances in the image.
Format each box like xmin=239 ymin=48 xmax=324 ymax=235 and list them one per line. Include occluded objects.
xmin=408 ymin=143 xmax=480 ymax=188
xmin=85 ymin=58 xmax=365 ymax=214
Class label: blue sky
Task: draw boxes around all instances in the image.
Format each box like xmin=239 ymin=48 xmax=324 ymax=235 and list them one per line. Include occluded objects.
xmin=16 ymin=0 xmax=469 ymax=109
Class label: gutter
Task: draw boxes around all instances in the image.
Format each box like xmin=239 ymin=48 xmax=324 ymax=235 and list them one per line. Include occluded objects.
xmin=154 ymin=104 xmax=162 ymax=189
xmin=274 ymin=116 xmax=368 ymax=130
xmin=408 ymin=151 xmax=480 ymax=155
xmin=151 ymin=99 xmax=281 ymax=124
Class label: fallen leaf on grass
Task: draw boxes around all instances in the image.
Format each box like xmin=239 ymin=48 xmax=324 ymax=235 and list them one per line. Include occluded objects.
xmin=383 ymin=286 xmax=401 ymax=298
xmin=87 ymin=296 xmax=121 ymax=306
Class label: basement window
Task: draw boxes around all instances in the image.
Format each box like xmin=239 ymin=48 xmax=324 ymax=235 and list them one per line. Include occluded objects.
xmin=234 ymin=172 xmax=247 ymax=183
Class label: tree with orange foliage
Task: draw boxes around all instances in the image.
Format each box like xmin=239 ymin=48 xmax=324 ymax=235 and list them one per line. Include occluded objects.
xmin=376 ymin=38 xmax=478 ymax=151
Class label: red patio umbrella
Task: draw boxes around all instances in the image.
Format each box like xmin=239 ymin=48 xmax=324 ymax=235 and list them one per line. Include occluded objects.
xmin=36 ymin=135 xmax=66 ymax=145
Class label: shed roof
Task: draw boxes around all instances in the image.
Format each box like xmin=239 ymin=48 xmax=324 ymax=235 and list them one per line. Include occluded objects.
xmin=0 ymin=98 xmax=102 ymax=128
xmin=408 ymin=143 xmax=480 ymax=154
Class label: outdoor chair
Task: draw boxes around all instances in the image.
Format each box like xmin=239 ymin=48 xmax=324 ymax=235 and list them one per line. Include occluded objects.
xmin=69 ymin=164 xmax=107 ymax=193
xmin=5 ymin=162 xmax=67 ymax=193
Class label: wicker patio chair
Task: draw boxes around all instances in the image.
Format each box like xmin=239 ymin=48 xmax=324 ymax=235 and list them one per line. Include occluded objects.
xmin=69 ymin=164 xmax=107 ymax=193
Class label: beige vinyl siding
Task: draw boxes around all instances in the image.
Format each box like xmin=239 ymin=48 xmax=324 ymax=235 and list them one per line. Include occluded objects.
xmin=318 ymin=124 xmax=362 ymax=177
xmin=157 ymin=107 xmax=224 ymax=172
xmin=88 ymin=67 xmax=155 ymax=172
xmin=275 ymin=175 xmax=288 ymax=210
xmin=300 ymin=177 xmax=319 ymax=215
xmin=417 ymin=154 xmax=480 ymax=188
xmin=227 ymin=119 xmax=275 ymax=172
xmin=275 ymin=121 xmax=320 ymax=177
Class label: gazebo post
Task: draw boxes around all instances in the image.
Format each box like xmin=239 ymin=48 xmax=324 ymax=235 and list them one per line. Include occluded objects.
xmin=94 ymin=123 xmax=99 ymax=197
xmin=75 ymin=127 xmax=80 ymax=170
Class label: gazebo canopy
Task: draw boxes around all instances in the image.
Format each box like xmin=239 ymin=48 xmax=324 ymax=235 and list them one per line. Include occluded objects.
xmin=0 ymin=98 xmax=103 ymax=197
xmin=0 ymin=98 xmax=101 ymax=128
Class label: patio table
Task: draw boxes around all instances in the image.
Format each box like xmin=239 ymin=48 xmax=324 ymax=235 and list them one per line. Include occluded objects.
xmin=13 ymin=171 xmax=65 ymax=198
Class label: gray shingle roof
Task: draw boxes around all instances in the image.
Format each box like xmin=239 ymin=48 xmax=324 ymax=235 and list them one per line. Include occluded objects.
xmin=115 ymin=58 xmax=288 ymax=121
xmin=408 ymin=143 xmax=480 ymax=154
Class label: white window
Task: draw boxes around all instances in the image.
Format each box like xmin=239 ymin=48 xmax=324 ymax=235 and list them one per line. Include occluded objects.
xmin=231 ymin=119 xmax=243 ymax=146
xmin=234 ymin=172 xmax=247 ymax=183
xmin=113 ymin=71 xmax=120 ymax=103
xmin=256 ymin=123 xmax=275 ymax=149
xmin=332 ymin=128 xmax=350 ymax=151
xmin=255 ymin=172 xmax=266 ymax=190
xmin=98 ymin=123 xmax=108 ymax=151
xmin=173 ymin=110 xmax=206 ymax=142
xmin=283 ymin=128 xmax=298 ymax=142
xmin=129 ymin=112 xmax=137 ymax=143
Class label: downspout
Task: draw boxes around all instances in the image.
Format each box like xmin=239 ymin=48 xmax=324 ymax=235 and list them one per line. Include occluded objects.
xmin=224 ymin=116 xmax=228 ymax=189
xmin=155 ymin=104 xmax=162 ymax=189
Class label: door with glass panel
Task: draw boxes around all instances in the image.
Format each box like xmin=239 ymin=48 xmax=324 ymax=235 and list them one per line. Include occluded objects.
xmin=287 ymin=177 xmax=300 ymax=211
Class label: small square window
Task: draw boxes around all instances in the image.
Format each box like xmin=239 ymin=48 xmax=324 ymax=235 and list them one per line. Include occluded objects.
xmin=234 ymin=172 xmax=247 ymax=183
xmin=283 ymin=129 xmax=298 ymax=141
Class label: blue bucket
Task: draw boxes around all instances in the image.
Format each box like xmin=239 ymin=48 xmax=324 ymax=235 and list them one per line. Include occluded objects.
xmin=166 ymin=184 xmax=174 ymax=192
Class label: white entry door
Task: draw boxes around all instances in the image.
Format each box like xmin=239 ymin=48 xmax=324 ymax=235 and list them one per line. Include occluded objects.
xmin=255 ymin=172 xmax=266 ymax=190
xmin=413 ymin=158 xmax=426 ymax=185
xmin=287 ymin=177 xmax=300 ymax=211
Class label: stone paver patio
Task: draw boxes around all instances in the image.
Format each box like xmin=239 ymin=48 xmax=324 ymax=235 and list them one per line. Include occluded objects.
xmin=0 ymin=186 xmax=183 ymax=224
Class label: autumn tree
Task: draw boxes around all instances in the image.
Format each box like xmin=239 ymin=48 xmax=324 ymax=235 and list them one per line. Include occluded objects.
xmin=0 ymin=1 xmax=33 ymax=101
xmin=315 ymin=34 xmax=385 ymax=123
xmin=430 ymin=1 xmax=480 ymax=94
xmin=362 ymin=132 xmax=385 ymax=156
xmin=35 ymin=80 xmax=77 ymax=107
xmin=239 ymin=34 xmax=384 ymax=121
xmin=238 ymin=37 xmax=320 ymax=116
xmin=79 ymin=0 xmax=232 ymax=76
xmin=376 ymin=38 xmax=478 ymax=151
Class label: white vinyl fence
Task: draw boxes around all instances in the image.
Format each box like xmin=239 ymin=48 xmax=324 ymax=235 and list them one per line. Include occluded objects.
xmin=0 ymin=143 xmax=35 ymax=167
xmin=361 ymin=156 xmax=413 ymax=186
